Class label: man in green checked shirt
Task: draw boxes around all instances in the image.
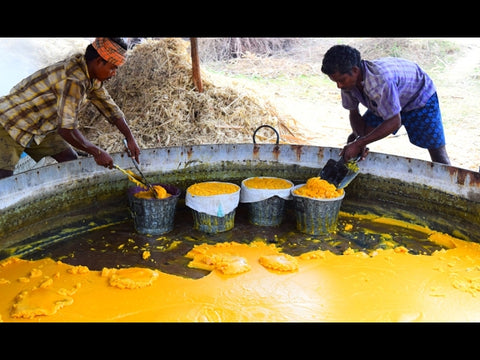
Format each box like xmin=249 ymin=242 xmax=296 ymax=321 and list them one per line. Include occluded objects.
xmin=0 ymin=37 xmax=141 ymax=180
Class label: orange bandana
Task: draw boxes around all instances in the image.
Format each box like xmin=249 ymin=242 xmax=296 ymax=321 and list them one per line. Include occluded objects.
xmin=92 ymin=38 xmax=127 ymax=67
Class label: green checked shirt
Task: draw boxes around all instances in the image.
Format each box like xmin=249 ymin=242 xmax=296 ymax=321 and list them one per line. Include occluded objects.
xmin=0 ymin=53 xmax=124 ymax=147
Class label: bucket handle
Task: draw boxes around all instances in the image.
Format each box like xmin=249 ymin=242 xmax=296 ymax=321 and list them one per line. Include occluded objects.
xmin=252 ymin=125 xmax=279 ymax=144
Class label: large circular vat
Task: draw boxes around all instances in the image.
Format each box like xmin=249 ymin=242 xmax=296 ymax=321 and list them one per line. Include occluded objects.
xmin=2 ymin=143 xmax=480 ymax=322
xmin=1 ymin=143 xmax=480 ymax=267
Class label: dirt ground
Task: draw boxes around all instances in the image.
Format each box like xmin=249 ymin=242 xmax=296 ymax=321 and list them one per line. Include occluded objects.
xmin=204 ymin=38 xmax=480 ymax=172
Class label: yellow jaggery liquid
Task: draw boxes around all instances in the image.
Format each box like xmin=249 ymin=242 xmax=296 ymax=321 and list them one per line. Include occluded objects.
xmin=2 ymin=218 xmax=480 ymax=322
xmin=293 ymin=177 xmax=344 ymax=198
xmin=244 ymin=177 xmax=292 ymax=189
xmin=188 ymin=182 xmax=239 ymax=196
xmin=134 ymin=185 xmax=170 ymax=199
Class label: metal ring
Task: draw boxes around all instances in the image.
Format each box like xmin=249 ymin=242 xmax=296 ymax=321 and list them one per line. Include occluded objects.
xmin=252 ymin=125 xmax=279 ymax=144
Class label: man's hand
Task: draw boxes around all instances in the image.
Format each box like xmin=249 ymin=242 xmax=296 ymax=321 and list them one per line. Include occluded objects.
xmin=93 ymin=148 xmax=114 ymax=169
xmin=124 ymin=137 xmax=141 ymax=163
xmin=340 ymin=136 xmax=369 ymax=162
xmin=342 ymin=114 xmax=401 ymax=161
xmin=113 ymin=117 xmax=141 ymax=163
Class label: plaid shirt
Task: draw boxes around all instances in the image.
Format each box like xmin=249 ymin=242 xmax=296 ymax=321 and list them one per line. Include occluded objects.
xmin=0 ymin=53 xmax=124 ymax=147
xmin=341 ymin=58 xmax=436 ymax=120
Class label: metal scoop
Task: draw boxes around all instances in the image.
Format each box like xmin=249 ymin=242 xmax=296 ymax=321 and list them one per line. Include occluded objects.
xmin=319 ymin=154 xmax=361 ymax=190
xmin=114 ymin=164 xmax=149 ymax=188
xmin=122 ymin=139 xmax=159 ymax=198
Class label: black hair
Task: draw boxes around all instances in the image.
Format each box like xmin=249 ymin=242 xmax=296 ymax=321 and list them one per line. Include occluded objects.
xmin=321 ymin=45 xmax=362 ymax=76
xmin=85 ymin=37 xmax=128 ymax=63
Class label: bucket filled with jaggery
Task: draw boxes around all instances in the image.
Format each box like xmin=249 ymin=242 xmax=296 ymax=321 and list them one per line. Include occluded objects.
xmin=185 ymin=181 xmax=241 ymax=234
xmin=291 ymin=177 xmax=345 ymax=235
xmin=240 ymin=176 xmax=294 ymax=226
xmin=127 ymin=184 xmax=181 ymax=235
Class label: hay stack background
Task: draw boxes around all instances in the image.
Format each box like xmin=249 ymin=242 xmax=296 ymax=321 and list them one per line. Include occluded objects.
xmin=79 ymin=38 xmax=296 ymax=153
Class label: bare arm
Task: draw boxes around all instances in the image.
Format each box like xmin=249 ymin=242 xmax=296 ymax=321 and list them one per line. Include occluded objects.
xmin=349 ymin=108 xmax=367 ymax=137
xmin=111 ymin=117 xmax=140 ymax=163
xmin=58 ymin=127 xmax=114 ymax=168
xmin=341 ymin=113 xmax=402 ymax=161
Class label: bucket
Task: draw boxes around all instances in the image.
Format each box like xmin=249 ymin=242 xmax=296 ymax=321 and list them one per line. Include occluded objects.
xmin=190 ymin=209 xmax=237 ymax=234
xmin=185 ymin=181 xmax=240 ymax=234
xmin=240 ymin=177 xmax=293 ymax=226
xmin=127 ymin=184 xmax=181 ymax=235
xmin=246 ymin=196 xmax=287 ymax=226
xmin=291 ymin=184 xmax=345 ymax=235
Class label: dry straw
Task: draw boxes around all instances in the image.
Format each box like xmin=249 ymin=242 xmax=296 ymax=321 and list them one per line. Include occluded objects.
xmin=78 ymin=38 xmax=302 ymax=152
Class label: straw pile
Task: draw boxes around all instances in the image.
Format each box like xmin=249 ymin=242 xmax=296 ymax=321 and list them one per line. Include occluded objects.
xmin=78 ymin=38 xmax=299 ymax=153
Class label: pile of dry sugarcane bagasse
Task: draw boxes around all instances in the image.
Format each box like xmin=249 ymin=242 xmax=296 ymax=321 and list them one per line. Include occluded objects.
xmin=78 ymin=38 xmax=306 ymax=153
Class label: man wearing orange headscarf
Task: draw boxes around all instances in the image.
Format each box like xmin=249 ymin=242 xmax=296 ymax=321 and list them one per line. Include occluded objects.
xmin=0 ymin=37 xmax=141 ymax=179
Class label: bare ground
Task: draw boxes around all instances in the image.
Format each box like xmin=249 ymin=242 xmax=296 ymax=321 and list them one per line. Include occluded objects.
xmin=204 ymin=38 xmax=480 ymax=171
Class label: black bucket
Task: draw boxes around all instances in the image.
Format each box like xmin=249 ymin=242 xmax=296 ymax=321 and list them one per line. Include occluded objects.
xmin=127 ymin=184 xmax=181 ymax=235
xmin=291 ymin=185 xmax=345 ymax=235
xmin=191 ymin=209 xmax=236 ymax=234
xmin=247 ymin=196 xmax=287 ymax=226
